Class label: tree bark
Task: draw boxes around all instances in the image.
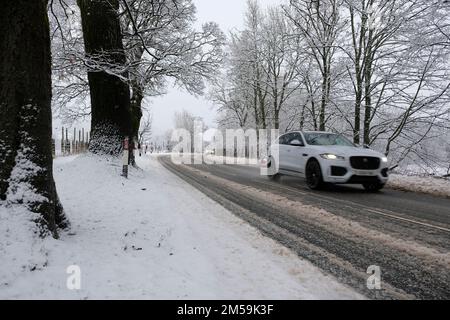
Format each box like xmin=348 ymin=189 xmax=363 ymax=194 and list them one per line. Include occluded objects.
xmin=363 ymin=47 xmax=374 ymax=146
xmin=77 ymin=0 xmax=132 ymax=155
xmin=0 ymin=0 xmax=68 ymax=238
xmin=129 ymin=81 xmax=144 ymax=166
xmin=319 ymin=55 xmax=329 ymax=131
xmin=354 ymin=90 xmax=362 ymax=144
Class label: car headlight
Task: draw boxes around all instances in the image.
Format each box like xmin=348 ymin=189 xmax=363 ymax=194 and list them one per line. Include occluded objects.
xmin=320 ymin=153 xmax=345 ymax=161
xmin=381 ymin=156 xmax=388 ymax=163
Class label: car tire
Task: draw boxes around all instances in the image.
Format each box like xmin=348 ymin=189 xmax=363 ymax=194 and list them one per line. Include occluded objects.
xmin=267 ymin=157 xmax=281 ymax=181
xmin=363 ymin=182 xmax=385 ymax=192
xmin=306 ymin=160 xmax=324 ymax=190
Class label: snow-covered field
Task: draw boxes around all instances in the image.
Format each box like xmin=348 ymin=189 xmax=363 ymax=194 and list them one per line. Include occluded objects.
xmin=0 ymin=155 xmax=361 ymax=299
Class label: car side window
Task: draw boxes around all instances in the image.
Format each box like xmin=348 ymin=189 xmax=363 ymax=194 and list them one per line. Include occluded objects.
xmin=281 ymin=133 xmax=303 ymax=146
xmin=278 ymin=134 xmax=289 ymax=145
xmin=282 ymin=133 xmax=295 ymax=145
xmin=279 ymin=133 xmax=304 ymax=145
xmin=284 ymin=133 xmax=295 ymax=145
xmin=291 ymin=133 xmax=304 ymax=146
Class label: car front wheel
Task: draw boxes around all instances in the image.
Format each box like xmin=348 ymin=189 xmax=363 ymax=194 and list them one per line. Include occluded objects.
xmin=306 ymin=160 xmax=324 ymax=190
xmin=363 ymin=182 xmax=385 ymax=192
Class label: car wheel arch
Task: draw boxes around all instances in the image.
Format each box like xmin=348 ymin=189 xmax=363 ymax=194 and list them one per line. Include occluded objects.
xmin=305 ymin=157 xmax=327 ymax=178
xmin=305 ymin=157 xmax=320 ymax=170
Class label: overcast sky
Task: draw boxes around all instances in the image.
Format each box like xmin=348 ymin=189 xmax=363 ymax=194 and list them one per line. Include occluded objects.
xmin=151 ymin=0 xmax=282 ymax=136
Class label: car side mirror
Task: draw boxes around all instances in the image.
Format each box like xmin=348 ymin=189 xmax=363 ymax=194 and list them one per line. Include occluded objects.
xmin=290 ymin=140 xmax=304 ymax=147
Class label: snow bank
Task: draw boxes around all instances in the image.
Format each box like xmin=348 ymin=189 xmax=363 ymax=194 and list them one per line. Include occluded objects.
xmin=387 ymin=174 xmax=450 ymax=198
xmin=0 ymin=154 xmax=361 ymax=299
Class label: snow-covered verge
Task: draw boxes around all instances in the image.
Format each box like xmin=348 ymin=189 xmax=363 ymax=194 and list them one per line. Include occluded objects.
xmin=387 ymin=174 xmax=450 ymax=199
xmin=0 ymin=155 xmax=362 ymax=299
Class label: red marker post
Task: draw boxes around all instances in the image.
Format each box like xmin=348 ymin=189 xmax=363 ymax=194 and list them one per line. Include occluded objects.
xmin=122 ymin=137 xmax=129 ymax=178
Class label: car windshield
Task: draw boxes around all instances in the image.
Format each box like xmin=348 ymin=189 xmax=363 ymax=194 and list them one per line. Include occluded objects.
xmin=303 ymin=133 xmax=354 ymax=147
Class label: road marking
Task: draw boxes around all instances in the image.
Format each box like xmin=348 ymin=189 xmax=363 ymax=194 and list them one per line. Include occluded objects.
xmin=365 ymin=208 xmax=450 ymax=233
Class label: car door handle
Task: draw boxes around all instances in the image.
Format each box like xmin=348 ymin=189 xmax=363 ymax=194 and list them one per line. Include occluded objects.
xmin=303 ymin=154 xmax=308 ymax=157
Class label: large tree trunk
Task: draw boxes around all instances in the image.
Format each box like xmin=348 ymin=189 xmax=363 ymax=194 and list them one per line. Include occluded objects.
xmin=129 ymin=81 xmax=144 ymax=166
xmin=253 ymin=87 xmax=260 ymax=130
xmin=0 ymin=0 xmax=68 ymax=238
xmin=363 ymin=74 xmax=372 ymax=146
xmin=363 ymin=50 xmax=374 ymax=146
xmin=354 ymin=92 xmax=362 ymax=145
xmin=77 ymin=0 xmax=132 ymax=155
xmin=319 ymin=55 xmax=329 ymax=132
xmin=273 ymin=86 xmax=280 ymax=130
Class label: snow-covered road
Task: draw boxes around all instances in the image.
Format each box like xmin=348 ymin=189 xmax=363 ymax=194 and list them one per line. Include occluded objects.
xmin=0 ymin=155 xmax=361 ymax=299
xmin=158 ymin=155 xmax=450 ymax=300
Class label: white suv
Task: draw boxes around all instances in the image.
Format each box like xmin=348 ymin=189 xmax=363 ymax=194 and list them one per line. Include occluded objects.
xmin=266 ymin=131 xmax=389 ymax=191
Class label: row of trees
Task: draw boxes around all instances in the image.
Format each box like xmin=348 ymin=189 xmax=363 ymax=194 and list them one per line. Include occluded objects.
xmin=212 ymin=0 xmax=450 ymax=170
xmin=0 ymin=0 xmax=225 ymax=237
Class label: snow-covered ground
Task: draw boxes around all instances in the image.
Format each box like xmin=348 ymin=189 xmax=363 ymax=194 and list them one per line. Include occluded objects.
xmin=0 ymin=154 xmax=362 ymax=299
xmin=387 ymin=174 xmax=450 ymax=199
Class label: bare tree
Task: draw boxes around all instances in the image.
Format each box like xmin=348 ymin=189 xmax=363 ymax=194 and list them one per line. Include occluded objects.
xmin=50 ymin=0 xmax=90 ymax=124
xmin=211 ymin=0 xmax=450 ymax=173
xmin=121 ymin=0 xmax=225 ymax=147
xmin=340 ymin=0 xmax=450 ymax=161
xmin=138 ymin=111 xmax=153 ymax=146
xmin=284 ymin=0 xmax=345 ymax=131
xmin=210 ymin=72 xmax=250 ymax=129
xmin=260 ymin=7 xmax=304 ymax=130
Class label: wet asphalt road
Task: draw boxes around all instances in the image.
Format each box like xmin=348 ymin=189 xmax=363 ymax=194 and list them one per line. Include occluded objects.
xmin=158 ymin=156 xmax=450 ymax=300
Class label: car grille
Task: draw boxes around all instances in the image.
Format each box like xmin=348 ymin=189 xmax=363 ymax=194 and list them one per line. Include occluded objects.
xmin=350 ymin=157 xmax=380 ymax=170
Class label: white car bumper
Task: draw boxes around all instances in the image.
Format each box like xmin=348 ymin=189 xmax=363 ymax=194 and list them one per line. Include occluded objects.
xmin=319 ymin=158 xmax=389 ymax=185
